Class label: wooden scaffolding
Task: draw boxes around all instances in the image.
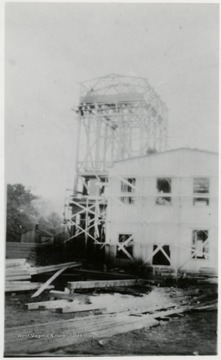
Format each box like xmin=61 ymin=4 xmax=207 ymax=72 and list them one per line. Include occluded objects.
xmin=64 ymin=74 xmax=168 ymax=258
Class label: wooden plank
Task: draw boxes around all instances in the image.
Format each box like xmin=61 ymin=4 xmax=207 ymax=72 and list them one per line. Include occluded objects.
xmin=56 ymin=304 xmax=106 ymax=314
xmin=49 ymin=292 xmax=76 ymax=301
xmin=6 ymin=275 xmax=31 ymax=281
xmin=67 ymin=279 xmax=143 ymax=290
xmin=6 ymin=281 xmax=31 ymax=285
xmin=72 ymin=268 xmax=135 ymax=279
xmin=6 ymin=271 xmax=30 ymax=276
xmin=25 ymin=299 xmax=72 ymax=310
xmin=31 ymin=266 xmax=70 ymax=298
xmin=6 ymin=259 xmax=27 ymax=268
xmin=5 ymin=284 xmax=54 ymax=293
xmin=29 ymin=261 xmax=81 ymax=275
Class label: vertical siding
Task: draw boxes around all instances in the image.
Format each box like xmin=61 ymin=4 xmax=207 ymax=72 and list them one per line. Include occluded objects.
xmin=106 ymin=150 xmax=218 ymax=272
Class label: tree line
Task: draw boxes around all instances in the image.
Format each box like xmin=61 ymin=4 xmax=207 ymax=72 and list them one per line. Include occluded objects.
xmin=6 ymin=183 xmax=64 ymax=241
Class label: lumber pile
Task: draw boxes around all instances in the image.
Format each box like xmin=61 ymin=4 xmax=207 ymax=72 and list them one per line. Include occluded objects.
xmin=6 ymin=259 xmax=32 ymax=281
xmin=6 ymin=259 xmax=34 ymax=292
xmin=5 ymin=259 xmax=82 ymax=294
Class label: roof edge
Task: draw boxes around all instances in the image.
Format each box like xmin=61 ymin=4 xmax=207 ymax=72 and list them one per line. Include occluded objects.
xmin=113 ymin=148 xmax=218 ymax=164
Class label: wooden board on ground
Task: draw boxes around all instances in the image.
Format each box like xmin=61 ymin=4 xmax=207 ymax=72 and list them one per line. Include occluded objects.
xmin=49 ymin=289 xmax=77 ymax=301
xmin=55 ymin=304 xmax=106 ymax=314
xmin=5 ymin=303 xmax=202 ymax=355
xmin=25 ymin=299 xmax=73 ymax=310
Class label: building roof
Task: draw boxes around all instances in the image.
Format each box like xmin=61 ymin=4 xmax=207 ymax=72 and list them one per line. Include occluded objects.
xmin=113 ymin=148 xmax=218 ymax=164
xmin=21 ymin=228 xmax=54 ymax=237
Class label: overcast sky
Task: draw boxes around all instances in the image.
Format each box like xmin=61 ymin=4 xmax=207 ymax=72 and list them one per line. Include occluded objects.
xmin=5 ymin=3 xmax=219 ymax=214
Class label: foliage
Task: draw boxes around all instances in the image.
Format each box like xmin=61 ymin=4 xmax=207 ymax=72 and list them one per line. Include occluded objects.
xmin=6 ymin=184 xmax=39 ymax=237
xmin=6 ymin=184 xmax=64 ymax=241
xmin=38 ymin=212 xmax=63 ymax=235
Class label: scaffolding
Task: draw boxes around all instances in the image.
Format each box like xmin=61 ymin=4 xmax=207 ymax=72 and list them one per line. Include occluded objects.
xmin=65 ymin=74 xmax=168 ymax=257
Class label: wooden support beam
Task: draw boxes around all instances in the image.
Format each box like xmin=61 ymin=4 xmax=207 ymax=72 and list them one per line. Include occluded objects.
xmin=31 ymin=266 xmax=70 ymax=298
xmin=71 ymin=269 xmax=135 ymax=280
xmin=67 ymin=279 xmax=143 ymax=290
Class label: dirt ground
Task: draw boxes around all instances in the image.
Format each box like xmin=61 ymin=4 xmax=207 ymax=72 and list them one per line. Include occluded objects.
xmin=51 ymin=310 xmax=217 ymax=356
xmin=4 ymin=286 xmax=217 ymax=356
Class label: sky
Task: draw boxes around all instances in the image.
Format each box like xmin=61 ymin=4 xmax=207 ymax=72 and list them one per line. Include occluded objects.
xmin=5 ymin=3 xmax=219 ymax=214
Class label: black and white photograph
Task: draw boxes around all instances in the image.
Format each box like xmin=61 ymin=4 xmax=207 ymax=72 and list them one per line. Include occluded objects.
xmin=4 ymin=2 xmax=219 ymax=356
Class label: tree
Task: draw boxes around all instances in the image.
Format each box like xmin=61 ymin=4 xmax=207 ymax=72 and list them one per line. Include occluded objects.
xmin=6 ymin=184 xmax=39 ymax=239
xmin=38 ymin=212 xmax=63 ymax=235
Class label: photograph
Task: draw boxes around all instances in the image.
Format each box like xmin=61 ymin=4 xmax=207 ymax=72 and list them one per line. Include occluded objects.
xmin=4 ymin=2 xmax=218 ymax=356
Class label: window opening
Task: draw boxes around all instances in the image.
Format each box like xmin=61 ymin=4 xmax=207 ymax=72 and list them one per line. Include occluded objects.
xmin=192 ymin=230 xmax=209 ymax=259
xmin=193 ymin=178 xmax=209 ymax=206
xmin=156 ymin=178 xmax=172 ymax=205
xmin=116 ymin=234 xmax=133 ymax=259
xmin=152 ymin=245 xmax=171 ymax=265
xmin=121 ymin=178 xmax=136 ymax=204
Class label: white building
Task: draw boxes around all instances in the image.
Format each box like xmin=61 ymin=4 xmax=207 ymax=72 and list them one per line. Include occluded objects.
xmin=105 ymin=148 xmax=218 ymax=274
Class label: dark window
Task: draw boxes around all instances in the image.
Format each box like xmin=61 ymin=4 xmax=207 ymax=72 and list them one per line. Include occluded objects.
xmin=152 ymin=245 xmax=171 ymax=265
xmin=192 ymin=230 xmax=209 ymax=259
xmin=99 ymin=178 xmax=107 ymax=195
xmin=116 ymin=234 xmax=133 ymax=259
xmin=121 ymin=178 xmax=136 ymax=204
xmin=193 ymin=178 xmax=209 ymax=206
xmin=156 ymin=178 xmax=172 ymax=205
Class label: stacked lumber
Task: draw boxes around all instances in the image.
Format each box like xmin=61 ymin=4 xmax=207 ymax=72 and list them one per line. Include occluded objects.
xmin=5 ymin=259 xmax=54 ymax=293
xmin=6 ymin=259 xmax=32 ymax=282
xmin=5 ymin=259 xmax=81 ymax=293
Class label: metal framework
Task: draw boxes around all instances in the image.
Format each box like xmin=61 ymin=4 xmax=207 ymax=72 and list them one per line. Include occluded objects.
xmin=65 ymin=74 xmax=168 ymax=253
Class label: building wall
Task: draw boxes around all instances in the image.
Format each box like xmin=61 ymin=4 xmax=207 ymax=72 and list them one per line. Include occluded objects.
xmin=106 ymin=149 xmax=218 ymax=273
